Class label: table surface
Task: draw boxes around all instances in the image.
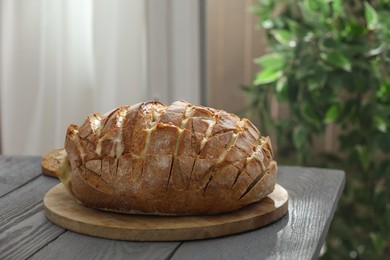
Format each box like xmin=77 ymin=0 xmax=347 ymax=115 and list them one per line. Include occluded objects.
xmin=0 ymin=156 xmax=345 ymax=260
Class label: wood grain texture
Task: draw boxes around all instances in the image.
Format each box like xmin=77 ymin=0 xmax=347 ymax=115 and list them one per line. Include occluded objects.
xmin=171 ymin=166 xmax=345 ymax=260
xmin=43 ymin=184 xmax=288 ymax=241
xmin=0 ymin=156 xmax=41 ymax=197
xmin=0 ymin=155 xmax=345 ymax=260
xmin=0 ymin=156 xmax=180 ymax=260
xmin=30 ymin=232 xmax=181 ymax=260
xmin=0 ymin=175 xmax=64 ymax=260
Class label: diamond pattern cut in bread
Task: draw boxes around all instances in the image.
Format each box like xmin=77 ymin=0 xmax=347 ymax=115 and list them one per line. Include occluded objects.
xmin=60 ymin=100 xmax=277 ymax=215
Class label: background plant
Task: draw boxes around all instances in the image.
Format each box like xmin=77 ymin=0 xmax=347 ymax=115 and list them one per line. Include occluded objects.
xmin=244 ymin=0 xmax=390 ymax=258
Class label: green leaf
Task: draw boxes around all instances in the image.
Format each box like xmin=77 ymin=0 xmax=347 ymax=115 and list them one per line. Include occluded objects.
xmin=343 ymin=22 xmax=365 ymax=38
xmin=254 ymin=69 xmax=283 ymax=85
xmin=249 ymin=6 xmax=262 ymax=16
xmin=304 ymin=0 xmax=329 ymax=15
xmin=286 ymin=19 xmax=304 ymax=36
xmin=332 ymin=0 xmax=343 ymax=17
xmin=307 ymin=66 xmax=327 ymax=91
xmin=370 ymin=232 xmax=386 ymax=253
xmin=257 ymin=0 xmax=272 ymax=6
xmin=276 ymin=76 xmax=287 ymax=94
xmin=272 ymin=29 xmax=296 ymax=47
xmin=292 ymin=126 xmax=307 ymax=150
xmin=366 ymin=46 xmax=382 ymax=57
xmin=254 ymin=53 xmax=285 ymax=71
xmin=325 ymin=105 xmax=340 ymax=123
xmin=261 ymin=19 xmax=274 ymax=29
xmin=297 ymin=2 xmax=317 ymax=24
xmin=314 ymin=66 xmax=327 ymax=86
xmin=301 ymin=103 xmax=321 ymax=126
xmin=364 ymin=2 xmax=378 ymax=30
xmin=307 ymin=78 xmax=319 ymax=91
xmin=374 ymin=116 xmax=387 ymax=133
xmin=250 ymin=6 xmax=269 ymax=18
xmin=376 ymin=81 xmax=390 ymax=102
xmin=321 ymin=52 xmax=352 ymax=72
xmin=320 ymin=37 xmax=339 ymax=50
xmin=356 ymin=145 xmax=370 ymax=170
xmin=275 ymin=76 xmax=288 ymax=102
xmin=240 ymin=85 xmax=254 ymax=93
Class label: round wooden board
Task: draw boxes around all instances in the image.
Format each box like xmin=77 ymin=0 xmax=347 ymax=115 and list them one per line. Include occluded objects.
xmin=44 ymin=183 xmax=288 ymax=241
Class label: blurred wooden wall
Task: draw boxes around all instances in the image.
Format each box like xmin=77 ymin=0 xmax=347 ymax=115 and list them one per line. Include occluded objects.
xmin=205 ymin=0 xmax=339 ymax=154
xmin=205 ymin=0 xmax=266 ymax=114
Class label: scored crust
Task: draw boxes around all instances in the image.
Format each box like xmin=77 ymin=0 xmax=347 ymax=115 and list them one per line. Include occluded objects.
xmin=59 ymin=101 xmax=277 ymax=215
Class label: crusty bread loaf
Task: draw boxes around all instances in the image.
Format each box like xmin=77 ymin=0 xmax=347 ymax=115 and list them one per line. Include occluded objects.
xmin=58 ymin=101 xmax=277 ymax=215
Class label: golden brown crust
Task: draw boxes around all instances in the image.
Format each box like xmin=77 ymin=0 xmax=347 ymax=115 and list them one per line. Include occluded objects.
xmin=60 ymin=100 xmax=278 ymax=215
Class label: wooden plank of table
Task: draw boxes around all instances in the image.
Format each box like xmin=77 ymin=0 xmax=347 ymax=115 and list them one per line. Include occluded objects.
xmin=170 ymin=166 xmax=345 ymax=260
xmin=29 ymin=232 xmax=182 ymax=260
xmin=0 ymin=156 xmax=42 ymax=198
xmin=0 ymin=175 xmax=64 ymax=260
xmin=0 ymin=157 xmax=182 ymax=260
xmin=0 ymin=155 xmax=345 ymax=259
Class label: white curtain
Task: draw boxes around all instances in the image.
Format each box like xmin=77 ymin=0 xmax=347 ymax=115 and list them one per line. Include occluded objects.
xmin=0 ymin=0 xmax=147 ymax=155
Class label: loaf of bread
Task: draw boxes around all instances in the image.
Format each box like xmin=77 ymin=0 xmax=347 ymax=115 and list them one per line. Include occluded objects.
xmin=58 ymin=101 xmax=277 ymax=215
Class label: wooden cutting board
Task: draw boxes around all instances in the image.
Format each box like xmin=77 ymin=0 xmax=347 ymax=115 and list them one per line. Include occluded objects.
xmin=44 ymin=183 xmax=288 ymax=241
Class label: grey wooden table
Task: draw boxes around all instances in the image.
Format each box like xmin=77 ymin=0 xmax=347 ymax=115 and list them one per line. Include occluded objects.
xmin=0 ymin=156 xmax=345 ymax=260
